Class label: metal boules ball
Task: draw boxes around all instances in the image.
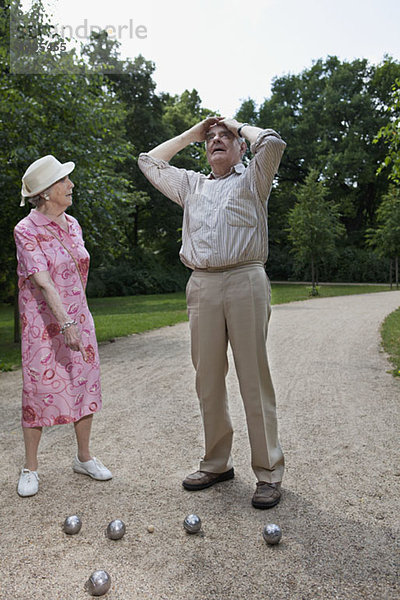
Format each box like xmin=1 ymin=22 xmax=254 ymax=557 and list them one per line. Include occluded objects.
xmin=106 ymin=518 xmax=126 ymax=540
xmin=86 ymin=570 xmax=111 ymax=596
xmin=63 ymin=515 xmax=82 ymax=535
xmin=262 ymin=523 xmax=282 ymax=545
xmin=183 ymin=514 xmax=202 ymax=534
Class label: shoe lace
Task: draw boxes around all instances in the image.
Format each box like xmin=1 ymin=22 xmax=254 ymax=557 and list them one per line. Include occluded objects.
xmin=256 ymin=481 xmax=276 ymax=489
xmin=22 ymin=469 xmax=39 ymax=482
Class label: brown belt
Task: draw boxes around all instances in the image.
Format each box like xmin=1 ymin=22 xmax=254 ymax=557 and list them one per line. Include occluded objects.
xmin=193 ymin=260 xmax=264 ymax=273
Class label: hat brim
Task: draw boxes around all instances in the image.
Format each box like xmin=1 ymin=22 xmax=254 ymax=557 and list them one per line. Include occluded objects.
xmin=20 ymin=161 xmax=75 ymax=199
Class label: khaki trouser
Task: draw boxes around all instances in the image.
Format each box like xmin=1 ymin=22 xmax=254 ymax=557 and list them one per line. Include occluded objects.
xmin=186 ymin=263 xmax=284 ymax=483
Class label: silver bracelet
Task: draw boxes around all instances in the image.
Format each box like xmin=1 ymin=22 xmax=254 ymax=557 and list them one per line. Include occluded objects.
xmin=60 ymin=320 xmax=77 ymax=334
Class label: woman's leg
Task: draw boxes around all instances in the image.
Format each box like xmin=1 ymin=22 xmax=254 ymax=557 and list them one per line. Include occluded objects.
xmin=73 ymin=414 xmax=112 ymax=480
xmin=22 ymin=426 xmax=42 ymax=470
xmin=73 ymin=414 xmax=93 ymax=462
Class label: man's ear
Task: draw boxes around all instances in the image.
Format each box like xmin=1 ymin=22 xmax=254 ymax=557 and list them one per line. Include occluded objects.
xmin=240 ymin=140 xmax=247 ymax=157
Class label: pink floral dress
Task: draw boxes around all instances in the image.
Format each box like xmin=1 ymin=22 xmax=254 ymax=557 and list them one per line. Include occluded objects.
xmin=14 ymin=210 xmax=102 ymax=427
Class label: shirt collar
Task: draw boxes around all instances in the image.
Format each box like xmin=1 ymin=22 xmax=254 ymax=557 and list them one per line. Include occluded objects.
xmin=208 ymin=162 xmax=245 ymax=180
xmin=28 ymin=209 xmax=72 ymax=228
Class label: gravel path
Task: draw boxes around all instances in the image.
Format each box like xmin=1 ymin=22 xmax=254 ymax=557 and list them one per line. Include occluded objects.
xmin=1 ymin=291 xmax=400 ymax=600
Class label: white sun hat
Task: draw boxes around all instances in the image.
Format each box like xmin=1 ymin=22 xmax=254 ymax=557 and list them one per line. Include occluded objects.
xmin=20 ymin=154 xmax=75 ymax=206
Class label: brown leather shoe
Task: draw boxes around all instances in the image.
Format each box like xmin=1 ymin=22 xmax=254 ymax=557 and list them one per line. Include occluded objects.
xmin=182 ymin=468 xmax=235 ymax=491
xmin=252 ymin=481 xmax=281 ymax=509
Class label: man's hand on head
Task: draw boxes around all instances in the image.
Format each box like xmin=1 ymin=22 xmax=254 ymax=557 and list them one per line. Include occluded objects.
xmin=219 ymin=118 xmax=242 ymax=137
xmin=188 ymin=116 xmax=224 ymax=142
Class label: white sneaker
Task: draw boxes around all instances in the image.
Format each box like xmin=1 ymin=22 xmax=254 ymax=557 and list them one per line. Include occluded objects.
xmin=73 ymin=456 xmax=112 ymax=481
xmin=18 ymin=468 xmax=39 ymax=497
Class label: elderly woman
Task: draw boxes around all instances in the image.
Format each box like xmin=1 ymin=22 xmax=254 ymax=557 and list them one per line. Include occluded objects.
xmin=14 ymin=155 xmax=112 ymax=497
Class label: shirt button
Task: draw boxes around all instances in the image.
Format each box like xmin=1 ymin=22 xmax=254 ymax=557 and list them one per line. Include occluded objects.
xmin=71 ymin=244 xmax=76 ymax=248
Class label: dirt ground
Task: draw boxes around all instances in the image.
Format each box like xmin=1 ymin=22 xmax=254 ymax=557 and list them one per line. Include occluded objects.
xmin=1 ymin=291 xmax=400 ymax=600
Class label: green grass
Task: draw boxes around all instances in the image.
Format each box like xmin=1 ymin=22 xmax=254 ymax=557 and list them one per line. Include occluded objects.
xmin=270 ymin=283 xmax=393 ymax=305
xmin=88 ymin=292 xmax=188 ymax=342
xmin=0 ymin=284 xmax=396 ymax=372
xmin=381 ymin=307 xmax=400 ymax=377
xmin=0 ymin=304 xmax=21 ymax=371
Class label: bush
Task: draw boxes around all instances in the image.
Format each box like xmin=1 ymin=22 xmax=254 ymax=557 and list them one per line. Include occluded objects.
xmin=87 ymin=249 xmax=190 ymax=297
xmin=332 ymin=247 xmax=389 ymax=283
xmin=267 ymin=244 xmax=296 ymax=280
xmin=270 ymin=246 xmax=389 ymax=283
xmin=87 ymin=245 xmax=389 ymax=295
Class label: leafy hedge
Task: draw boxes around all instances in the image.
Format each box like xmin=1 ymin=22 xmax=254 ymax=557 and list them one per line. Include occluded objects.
xmin=267 ymin=245 xmax=390 ymax=283
xmin=87 ymin=249 xmax=190 ymax=297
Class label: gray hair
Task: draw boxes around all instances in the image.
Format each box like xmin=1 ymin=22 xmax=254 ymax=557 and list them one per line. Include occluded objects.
xmin=26 ymin=186 xmax=51 ymax=207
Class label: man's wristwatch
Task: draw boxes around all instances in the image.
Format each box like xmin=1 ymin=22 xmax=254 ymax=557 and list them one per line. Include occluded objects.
xmin=237 ymin=123 xmax=249 ymax=137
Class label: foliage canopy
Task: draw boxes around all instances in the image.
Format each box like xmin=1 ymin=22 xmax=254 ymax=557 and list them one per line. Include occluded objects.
xmin=2 ymin=0 xmax=400 ymax=309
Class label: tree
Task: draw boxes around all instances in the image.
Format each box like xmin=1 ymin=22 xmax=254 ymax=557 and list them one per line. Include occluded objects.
xmin=93 ymin=51 xmax=167 ymax=255
xmin=235 ymin=98 xmax=258 ymax=125
xmin=366 ymin=185 xmax=400 ymax=288
xmin=375 ymin=78 xmax=400 ymax=184
xmin=3 ymin=0 xmax=217 ymax=305
xmin=82 ymin=36 xmax=177 ymax=258
xmin=137 ymin=88 xmax=214 ymax=263
xmin=287 ymin=169 xmax=346 ymax=293
xmin=1 ymin=0 xmax=135 ymax=346
xmin=236 ymin=56 xmax=400 ymax=281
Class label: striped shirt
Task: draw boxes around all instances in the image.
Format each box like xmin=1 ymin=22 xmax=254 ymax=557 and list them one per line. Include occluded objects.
xmin=138 ymin=129 xmax=286 ymax=270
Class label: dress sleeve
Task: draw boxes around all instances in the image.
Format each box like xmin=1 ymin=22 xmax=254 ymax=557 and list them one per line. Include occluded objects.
xmin=14 ymin=221 xmax=49 ymax=282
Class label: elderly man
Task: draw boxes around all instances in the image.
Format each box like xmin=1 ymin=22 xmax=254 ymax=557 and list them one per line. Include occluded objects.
xmin=138 ymin=116 xmax=286 ymax=508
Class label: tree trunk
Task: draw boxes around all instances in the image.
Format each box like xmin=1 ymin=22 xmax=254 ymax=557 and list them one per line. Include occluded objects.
xmin=132 ymin=206 xmax=139 ymax=248
xmin=396 ymin=256 xmax=399 ymax=290
xmin=311 ymin=257 xmax=316 ymax=293
xmin=390 ymin=258 xmax=393 ymax=290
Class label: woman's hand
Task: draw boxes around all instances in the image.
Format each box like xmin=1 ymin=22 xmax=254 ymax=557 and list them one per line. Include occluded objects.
xmin=63 ymin=324 xmax=88 ymax=361
xmin=30 ymin=271 xmax=88 ymax=361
